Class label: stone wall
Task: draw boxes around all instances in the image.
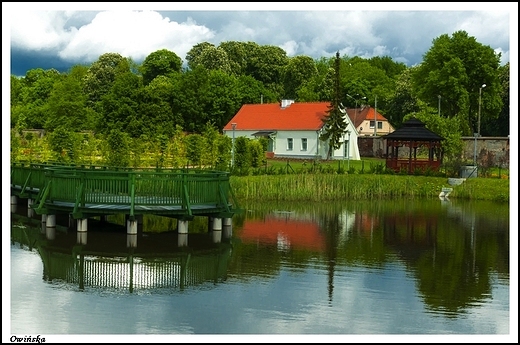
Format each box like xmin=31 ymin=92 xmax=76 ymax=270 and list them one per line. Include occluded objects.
xmin=358 ymin=136 xmax=510 ymax=168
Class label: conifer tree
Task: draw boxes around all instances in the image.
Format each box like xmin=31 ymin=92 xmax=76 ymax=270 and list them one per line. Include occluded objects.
xmin=320 ymin=51 xmax=347 ymax=159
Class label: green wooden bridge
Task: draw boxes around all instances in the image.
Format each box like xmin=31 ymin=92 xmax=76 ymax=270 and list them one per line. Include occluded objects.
xmin=11 ymin=162 xmax=240 ymax=237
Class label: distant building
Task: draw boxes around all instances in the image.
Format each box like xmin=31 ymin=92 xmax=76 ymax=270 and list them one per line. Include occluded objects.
xmin=223 ymin=100 xmax=360 ymax=160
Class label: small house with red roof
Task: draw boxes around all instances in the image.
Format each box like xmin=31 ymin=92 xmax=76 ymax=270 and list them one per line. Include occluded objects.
xmin=223 ymin=100 xmax=360 ymax=160
xmin=345 ymin=106 xmax=394 ymax=137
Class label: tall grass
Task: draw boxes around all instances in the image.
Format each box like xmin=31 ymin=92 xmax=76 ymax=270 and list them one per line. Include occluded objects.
xmin=230 ymin=174 xmax=509 ymax=203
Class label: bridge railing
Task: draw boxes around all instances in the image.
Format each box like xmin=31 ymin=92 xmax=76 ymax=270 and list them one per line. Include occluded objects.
xmin=31 ymin=166 xmax=237 ymax=218
xmin=11 ymin=162 xmax=52 ymax=197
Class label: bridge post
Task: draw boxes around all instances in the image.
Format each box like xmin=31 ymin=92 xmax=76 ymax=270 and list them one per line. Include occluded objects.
xmin=127 ymin=217 xmax=138 ymax=248
xmin=41 ymin=214 xmax=47 ymax=234
xmin=212 ymin=217 xmax=222 ymax=243
xmin=77 ymin=218 xmax=88 ymax=245
xmin=223 ymin=218 xmax=232 ymax=239
xmin=11 ymin=195 xmax=17 ymax=213
xmin=177 ymin=220 xmax=189 ymax=247
xmin=127 ymin=234 xmax=137 ymax=248
xmin=127 ymin=219 xmax=138 ymax=234
xmin=46 ymin=214 xmax=56 ymax=240
xmin=27 ymin=199 xmax=34 ymax=218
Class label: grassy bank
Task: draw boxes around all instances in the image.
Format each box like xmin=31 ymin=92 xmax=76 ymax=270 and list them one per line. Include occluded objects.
xmin=230 ymin=174 xmax=509 ymax=203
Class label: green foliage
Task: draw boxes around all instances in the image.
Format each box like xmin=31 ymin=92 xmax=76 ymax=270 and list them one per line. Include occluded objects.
xmin=283 ymin=55 xmax=318 ymax=100
xmin=320 ymin=52 xmax=347 ymax=159
xmin=83 ymin=53 xmax=130 ymax=106
xmin=249 ymin=139 xmax=266 ymax=168
xmin=168 ymin=126 xmax=187 ymax=168
xmin=140 ymin=49 xmax=182 ymax=85
xmin=47 ymin=126 xmax=81 ymax=163
xmin=403 ymin=109 xmax=463 ymax=163
xmin=185 ymin=133 xmax=204 ymax=168
xmin=105 ymin=129 xmax=130 ymax=167
xmin=234 ymin=136 xmax=251 ymax=171
xmin=411 ymin=30 xmax=503 ymax=136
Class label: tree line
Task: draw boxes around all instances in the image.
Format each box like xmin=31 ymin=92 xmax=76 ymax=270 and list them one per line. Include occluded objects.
xmin=10 ymin=30 xmax=509 ymax=167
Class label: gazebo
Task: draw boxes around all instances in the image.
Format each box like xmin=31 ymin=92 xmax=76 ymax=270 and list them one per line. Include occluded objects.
xmin=383 ymin=118 xmax=444 ymax=174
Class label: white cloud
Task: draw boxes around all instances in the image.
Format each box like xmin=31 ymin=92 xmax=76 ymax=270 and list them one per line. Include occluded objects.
xmin=10 ymin=11 xmax=76 ymax=51
xmin=59 ymin=10 xmax=214 ymax=63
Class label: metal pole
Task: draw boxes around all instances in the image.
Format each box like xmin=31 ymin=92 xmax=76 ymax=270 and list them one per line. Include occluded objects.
xmin=354 ymin=99 xmax=358 ymax=124
xmin=473 ymin=132 xmax=477 ymax=165
xmin=231 ymin=123 xmax=236 ymax=167
xmin=347 ymin=131 xmax=351 ymax=170
xmin=374 ymin=95 xmax=377 ymax=137
xmin=478 ymin=84 xmax=486 ymax=136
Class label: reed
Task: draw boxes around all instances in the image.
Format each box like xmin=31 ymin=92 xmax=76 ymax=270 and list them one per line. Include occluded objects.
xmin=230 ymin=174 xmax=509 ymax=203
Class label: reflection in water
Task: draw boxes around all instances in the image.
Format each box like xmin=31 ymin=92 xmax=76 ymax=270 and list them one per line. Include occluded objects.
xmin=11 ymin=211 xmax=234 ymax=294
xmin=11 ymin=197 xmax=509 ymax=322
xmin=231 ymin=199 xmax=509 ymax=316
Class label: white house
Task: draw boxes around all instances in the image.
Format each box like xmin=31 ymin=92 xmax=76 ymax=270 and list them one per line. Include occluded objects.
xmin=223 ymin=100 xmax=360 ymax=160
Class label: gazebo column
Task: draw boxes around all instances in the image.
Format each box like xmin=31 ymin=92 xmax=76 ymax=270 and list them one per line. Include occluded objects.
xmin=408 ymin=141 xmax=413 ymax=174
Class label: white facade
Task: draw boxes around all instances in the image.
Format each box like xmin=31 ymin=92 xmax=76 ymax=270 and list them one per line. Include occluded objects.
xmin=223 ymin=127 xmax=360 ymax=161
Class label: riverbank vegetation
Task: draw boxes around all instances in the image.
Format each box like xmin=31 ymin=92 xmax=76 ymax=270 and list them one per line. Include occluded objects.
xmin=230 ymin=174 xmax=509 ymax=204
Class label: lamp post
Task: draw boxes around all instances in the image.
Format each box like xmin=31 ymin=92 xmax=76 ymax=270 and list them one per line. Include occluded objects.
xmin=438 ymin=95 xmax=441 ymax=117
xmin=231 ymin=123 xmax=236 ymax=167
xmin=478 ymin=84 xmax=486 ymax=136
xmin=373 ymin=95 xmax=377 ymax=137
xmin=346 ymin=130 xmax=351 ymax=170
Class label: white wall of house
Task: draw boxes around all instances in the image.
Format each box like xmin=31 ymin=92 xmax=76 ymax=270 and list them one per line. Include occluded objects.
xmin=223 ymin=130 xmax=326 ymax=159
xmin=273 ymin=130 xmax=326 ymax=159
xmin=332 ymin=131 xmax=361 ymax=160
xmin=223 ymin=129 xmax=360 ymax=160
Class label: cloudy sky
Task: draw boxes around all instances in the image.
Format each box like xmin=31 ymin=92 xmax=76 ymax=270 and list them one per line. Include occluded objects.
xmin=3 ymin=2 xmax=517 ymax=77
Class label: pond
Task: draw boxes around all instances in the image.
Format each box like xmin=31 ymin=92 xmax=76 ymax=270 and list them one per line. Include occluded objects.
xmin=8 ymin=197 xmax=512 ymax=342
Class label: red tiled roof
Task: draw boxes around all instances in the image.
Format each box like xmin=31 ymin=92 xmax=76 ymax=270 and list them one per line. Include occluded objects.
xmin=223 ymin=102 xmax=388 ymax=132
xmin=223 ymin=102 xmax=330 ymax=131
xmin=345 ymin=107 xmax=388 ymax=129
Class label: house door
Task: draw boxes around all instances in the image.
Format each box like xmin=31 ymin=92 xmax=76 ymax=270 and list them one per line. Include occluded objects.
xmin=267 ymin=138 xmax=274 ymax=152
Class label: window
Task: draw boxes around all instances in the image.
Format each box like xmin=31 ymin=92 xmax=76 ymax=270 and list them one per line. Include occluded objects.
xmin=301 ymin=138 xmax=307 ymax=151
xmin=370 ymin=121 xmax=383 ymax=129
xmin=287 ymin=138 xmax=293 ymax=151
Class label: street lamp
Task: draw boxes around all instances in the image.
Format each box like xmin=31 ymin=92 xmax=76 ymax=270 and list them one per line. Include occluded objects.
xmin=373 ymin=95 xmax=378 ymax=137
xmin=346 ymin=130 xmax=351 ymax=170
xmin=346 ymin=94 xmax=366 ymax=130
xmin=478 ymin=84 xmax=486 ymax=136
xmin=438 ymin=95 xmax=441 ymax=117
xmin=231 ymin=123 xmax=237 ymax=167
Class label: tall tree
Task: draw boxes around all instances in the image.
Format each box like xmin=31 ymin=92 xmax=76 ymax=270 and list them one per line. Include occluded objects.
xmin=140 ymin=49 xmax=182 ymax=86
xmin=411 ymin=30 xmax=502 ymax=136
xmin=185 ymin=42 xmax=216 ymax=70
xmin=482 ymin=62 xmax=509 ymax=137
xmin=320 ymin=52 xmax=347 ymax=159
xmin=83 ymin=53 xmax=131 ymax=107
xmin=283 ymin=55 xmax=318 ymax=100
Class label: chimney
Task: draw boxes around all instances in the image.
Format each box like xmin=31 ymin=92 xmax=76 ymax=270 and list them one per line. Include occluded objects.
xmin=281 ymin=99 xmax=295 ymax=108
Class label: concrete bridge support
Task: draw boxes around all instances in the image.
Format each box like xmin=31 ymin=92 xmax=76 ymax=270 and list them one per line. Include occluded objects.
xmin=127 ymin=217 xmax=138 ymax=248
xmin=11 ymin=196 xmax=17 ymax=213
xmin=27 ymin=199 xmax=34 ymax=218
xmin=46 ymin=214 xmax=56 ymax=240
xmin=77 ymin=218 xmax=88 ymax=245
xmin=212 ymin=217 xmax=222 ymax=243
xmin=178 ymin=220 xmax=189 ymax=247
